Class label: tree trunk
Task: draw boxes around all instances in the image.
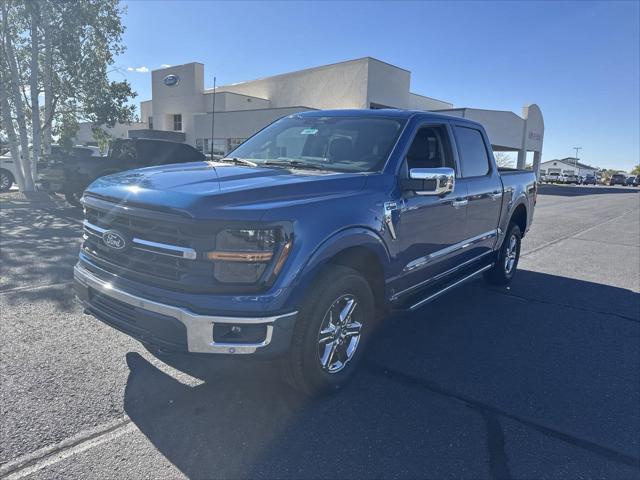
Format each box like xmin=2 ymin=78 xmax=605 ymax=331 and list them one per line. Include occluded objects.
xmin=2 ymin=3 xmax=35 ymax=191
xmin=42 ymin=10 xmax=53 ymax=155
xmin=30 ymin=5 xmax=41 ymax=178
xmin=0 ymin=84 xmax=28 ymax=192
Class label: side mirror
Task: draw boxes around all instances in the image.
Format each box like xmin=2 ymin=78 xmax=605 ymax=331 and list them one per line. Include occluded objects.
xmin=402 ymin=167 xmax=455 ymax=196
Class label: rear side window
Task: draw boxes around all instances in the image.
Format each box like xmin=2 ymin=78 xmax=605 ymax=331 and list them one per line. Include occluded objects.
xmin=454 ymin=126 xmax=490 ymax=178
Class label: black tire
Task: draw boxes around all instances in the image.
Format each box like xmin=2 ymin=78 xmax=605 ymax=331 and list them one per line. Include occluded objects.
xmin=64 ymin=191 xmax=83 ymax=207
xmin=0 ymin=169 xmax=14 ymax=192
xmin=484 ymin=223 xmax=522 ymax=286
xmin=283 ymin=265 xmax=375 ymax=396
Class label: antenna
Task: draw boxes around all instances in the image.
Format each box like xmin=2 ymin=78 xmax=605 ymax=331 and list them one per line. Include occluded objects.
xmin=210 ymin=76 xmax=216 ymax=160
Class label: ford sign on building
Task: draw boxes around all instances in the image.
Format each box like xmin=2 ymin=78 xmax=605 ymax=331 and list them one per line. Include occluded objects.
xmin=163 ymin=74 xmax=180 ymax=87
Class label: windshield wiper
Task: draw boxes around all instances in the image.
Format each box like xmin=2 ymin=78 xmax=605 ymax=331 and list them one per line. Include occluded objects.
xmin=264 ymin=159 xmax=328 ymax=171
xmin=218 ymin=157 xmax=258 ymax=167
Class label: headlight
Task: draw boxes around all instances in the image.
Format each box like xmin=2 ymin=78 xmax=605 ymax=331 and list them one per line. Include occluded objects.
xmin=207 ymin=229 xmax=292 ymax=284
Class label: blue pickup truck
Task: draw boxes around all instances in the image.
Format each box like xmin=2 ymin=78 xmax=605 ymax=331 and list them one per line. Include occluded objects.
xmin=74 ymin=109 xmax=537 ymax=395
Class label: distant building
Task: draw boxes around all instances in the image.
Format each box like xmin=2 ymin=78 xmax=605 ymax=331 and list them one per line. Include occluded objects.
xmin=540 ymin=158 xmax=599 ymax=177
xmin=75 ymin=57 xmax=544 ymax=173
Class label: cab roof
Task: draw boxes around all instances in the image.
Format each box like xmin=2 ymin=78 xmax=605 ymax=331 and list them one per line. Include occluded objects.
xmin=296 ymin=108 xmax=479 ymax=125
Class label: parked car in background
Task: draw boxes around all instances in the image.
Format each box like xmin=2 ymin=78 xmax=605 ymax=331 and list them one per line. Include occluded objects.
xmin=564 ymin=174 xmax=580 ymax=184
xmin=546 ymin=172 xmax=562 ymax=183
xmin=0 ymin=152 xmax=18 ymax=192
xmin=74 ymin=109 xmax=538 ymax=395
xmin=633 ymin=175 xmax=640 ymax=187
xmin=38 ymin=138 xmax=205 ymax=206
xmin=625 ymin=176 xmax=636 ymax=186
xmin=609 ymin=174 xmax=627 ymax=186
xmin=583 ymin=174 xmax=597 ymax=185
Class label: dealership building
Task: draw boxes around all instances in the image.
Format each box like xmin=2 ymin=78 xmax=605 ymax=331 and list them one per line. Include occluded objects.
xmin=76 ymin=57 xmax=544 ymax=173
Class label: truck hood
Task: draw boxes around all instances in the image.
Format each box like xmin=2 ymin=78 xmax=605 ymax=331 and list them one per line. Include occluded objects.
xmin=84 ymin=161 xmax=369 ymax=220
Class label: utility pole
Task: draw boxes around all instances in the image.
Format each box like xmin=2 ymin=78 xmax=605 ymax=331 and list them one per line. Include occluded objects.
xmin=573 ymin=146 xmax=582 ymax=170
xmin=210 ymin=76 xmax=216 ymax=161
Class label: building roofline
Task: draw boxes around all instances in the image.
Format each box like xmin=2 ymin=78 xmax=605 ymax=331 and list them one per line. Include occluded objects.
xmin=409 ymin=92 xmax=452 ymax=104
xmin=202 ymin=90 xmax=270 ymax=101
xmin=194 ymin=105 xmax=316 ymax=115
xmin=151 ymin=62 xmax=204 ymax=72
xmin=214 ymin=57 xmax=409 ymax=90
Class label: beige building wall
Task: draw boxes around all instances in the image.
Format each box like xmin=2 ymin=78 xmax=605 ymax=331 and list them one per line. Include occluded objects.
xmin=218 ymin=58 xmax=370 ymax=109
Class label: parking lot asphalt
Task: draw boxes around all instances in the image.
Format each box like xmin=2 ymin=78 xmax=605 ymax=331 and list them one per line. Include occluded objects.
xmin=1 ymin=184 xmax=639 ymax=479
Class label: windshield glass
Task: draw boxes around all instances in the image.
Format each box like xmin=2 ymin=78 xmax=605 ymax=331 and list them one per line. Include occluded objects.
xmin=227 ymin=115 xmax=406 ymax=173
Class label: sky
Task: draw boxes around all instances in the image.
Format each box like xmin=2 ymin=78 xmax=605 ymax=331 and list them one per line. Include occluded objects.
xmin=113 ymin=0 xmax=640 ymax=171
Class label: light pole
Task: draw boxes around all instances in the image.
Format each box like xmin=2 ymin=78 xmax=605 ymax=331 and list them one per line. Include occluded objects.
xmin=573 ymin=146 xmax=582 ymax=170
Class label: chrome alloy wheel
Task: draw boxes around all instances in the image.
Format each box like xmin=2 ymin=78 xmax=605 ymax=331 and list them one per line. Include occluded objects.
xmin=504 ymin=234 xmax=518 ymax=274
xmin=317 ymin=294 xmax=363 ymax=374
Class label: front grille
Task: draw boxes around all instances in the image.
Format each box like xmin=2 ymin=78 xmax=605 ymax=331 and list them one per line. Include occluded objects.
xmin=81 ymin=200 xmax=217 ymax=292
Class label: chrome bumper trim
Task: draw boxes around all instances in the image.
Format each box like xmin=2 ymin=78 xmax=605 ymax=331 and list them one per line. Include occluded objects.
xmin=74 ymin=264 xmax=296 ymax=354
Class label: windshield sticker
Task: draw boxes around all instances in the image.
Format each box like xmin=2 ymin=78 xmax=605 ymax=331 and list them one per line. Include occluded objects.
xmin=300 ymin=128 xmax=318 ymax=135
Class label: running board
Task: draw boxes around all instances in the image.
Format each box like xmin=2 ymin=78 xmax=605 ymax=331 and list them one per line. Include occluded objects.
xmin=395 ymin=263 xmax=493 ymax=313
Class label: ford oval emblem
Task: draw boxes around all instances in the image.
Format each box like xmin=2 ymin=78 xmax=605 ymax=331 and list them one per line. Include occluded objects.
xmin=164 ymin=74 xmax=179 ymax=87
xmin=102 ymin=230 xmax=127 ymax=250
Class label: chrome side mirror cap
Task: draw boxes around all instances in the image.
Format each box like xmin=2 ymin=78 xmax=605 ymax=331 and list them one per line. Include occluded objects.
xmin=404 ymin=167 xmax=455 ymax=196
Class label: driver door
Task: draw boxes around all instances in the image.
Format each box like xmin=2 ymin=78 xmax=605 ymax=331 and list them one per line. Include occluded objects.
xmin=392 ymin=123 xmax=469 ymax=297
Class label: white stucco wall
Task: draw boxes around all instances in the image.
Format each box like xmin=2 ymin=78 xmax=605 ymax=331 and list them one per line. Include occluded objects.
xmin=218 ymin=58 xmax=370 ymax=110
xmin=407 ymin=93 xmax=453 ymax=111
xmin=193 ymin=106 xmax=312 ymax=140
xmin=365 ymin=58 xmax=411 ymax=108
xmin=202 ymin=92 xmax=271 ymax=112
xmin=150 ymin=63 xmax=206 ymax=144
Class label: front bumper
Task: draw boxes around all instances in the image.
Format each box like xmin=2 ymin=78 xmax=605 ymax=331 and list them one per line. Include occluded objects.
xmin=74 ymin=264 xmax=297 ymax=355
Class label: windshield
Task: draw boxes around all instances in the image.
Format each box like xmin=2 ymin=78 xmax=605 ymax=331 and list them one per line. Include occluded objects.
xmin=227 ymin=115 xmax=406 ymax=173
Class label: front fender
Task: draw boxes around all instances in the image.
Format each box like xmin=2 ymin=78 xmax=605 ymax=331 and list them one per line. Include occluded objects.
xmin=286 ymin=227 xmax=391 ymax=307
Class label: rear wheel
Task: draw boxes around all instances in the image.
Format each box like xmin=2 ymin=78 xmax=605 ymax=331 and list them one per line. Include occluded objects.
xmin=283 ymin=265 xmax=374 ymax=396
xmin=484 ymin=223 xmax=522 ymax=286
xmin=0 ymin=169 xmax=14 ymax=192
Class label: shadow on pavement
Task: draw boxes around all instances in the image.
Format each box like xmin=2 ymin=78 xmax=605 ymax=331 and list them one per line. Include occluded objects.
xmin=123 ymin=270 xmax=639 ymax=479
xmin=538 ymin=184 xmax=639 ymax=197
xmin=0 ymin=205 xmax=82 ymax=296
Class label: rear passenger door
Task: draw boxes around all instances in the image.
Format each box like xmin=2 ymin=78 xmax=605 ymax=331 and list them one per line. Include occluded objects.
xmin=452 ymin=124 xmax=502 ymax=259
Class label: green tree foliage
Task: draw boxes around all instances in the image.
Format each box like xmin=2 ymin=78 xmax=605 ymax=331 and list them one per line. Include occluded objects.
xmin=0 ymin=0 xmax=136 ymax=190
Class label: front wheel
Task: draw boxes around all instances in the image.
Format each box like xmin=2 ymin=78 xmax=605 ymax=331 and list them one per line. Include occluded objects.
xmin=484 ymin=223 xmax=522 ymax=286
xmin=283 ymin=265 xmax=375 ymax=396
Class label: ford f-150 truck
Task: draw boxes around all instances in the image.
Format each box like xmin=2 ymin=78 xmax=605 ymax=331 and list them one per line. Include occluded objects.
xmin=74 ymin=110 xmax=537 ymax=395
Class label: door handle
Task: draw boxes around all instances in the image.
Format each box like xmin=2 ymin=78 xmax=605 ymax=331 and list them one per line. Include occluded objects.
xmin=490 ymin=191 xmax=503 ymax=200
xmin=452 ymin=198 xmax=468 ymax=208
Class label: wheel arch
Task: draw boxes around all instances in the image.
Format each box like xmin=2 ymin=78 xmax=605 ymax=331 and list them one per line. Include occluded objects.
xmin=510 ymin=202 xmax=527 ymax=236
xmin=290 ymin=228 xmax=391 ymax=312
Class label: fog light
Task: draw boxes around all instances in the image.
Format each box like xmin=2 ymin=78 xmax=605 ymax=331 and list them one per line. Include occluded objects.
xmin=213 ymin=324 xmax=268 ymax=343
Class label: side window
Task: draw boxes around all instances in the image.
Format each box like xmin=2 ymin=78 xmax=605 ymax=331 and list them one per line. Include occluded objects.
xmin=454 ymin=126 xmax=490 ymax=177
xmin=406 ymin=126 xmax=454 ymax=171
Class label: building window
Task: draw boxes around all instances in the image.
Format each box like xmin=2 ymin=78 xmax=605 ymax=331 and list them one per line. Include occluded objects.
xmin=228 ymin=138 xmax=246 ymax=151
xmin=148 ymin=116 xmax=153 ymax=130
xmin=173 ymin=114 xmax=182 ymax=131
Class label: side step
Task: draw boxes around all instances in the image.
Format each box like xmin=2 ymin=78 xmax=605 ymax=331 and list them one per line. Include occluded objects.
xmin=393 ymin=263 xmax=493 ymax=313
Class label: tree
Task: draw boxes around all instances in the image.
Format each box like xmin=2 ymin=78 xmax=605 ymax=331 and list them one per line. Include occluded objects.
xmin=632 ymin=165 xmax=640 ymax=175
xmin=494 ymin=151 xmax=515 ymax=168
xmin=0 ymin=0 xmax=136 ymax=192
